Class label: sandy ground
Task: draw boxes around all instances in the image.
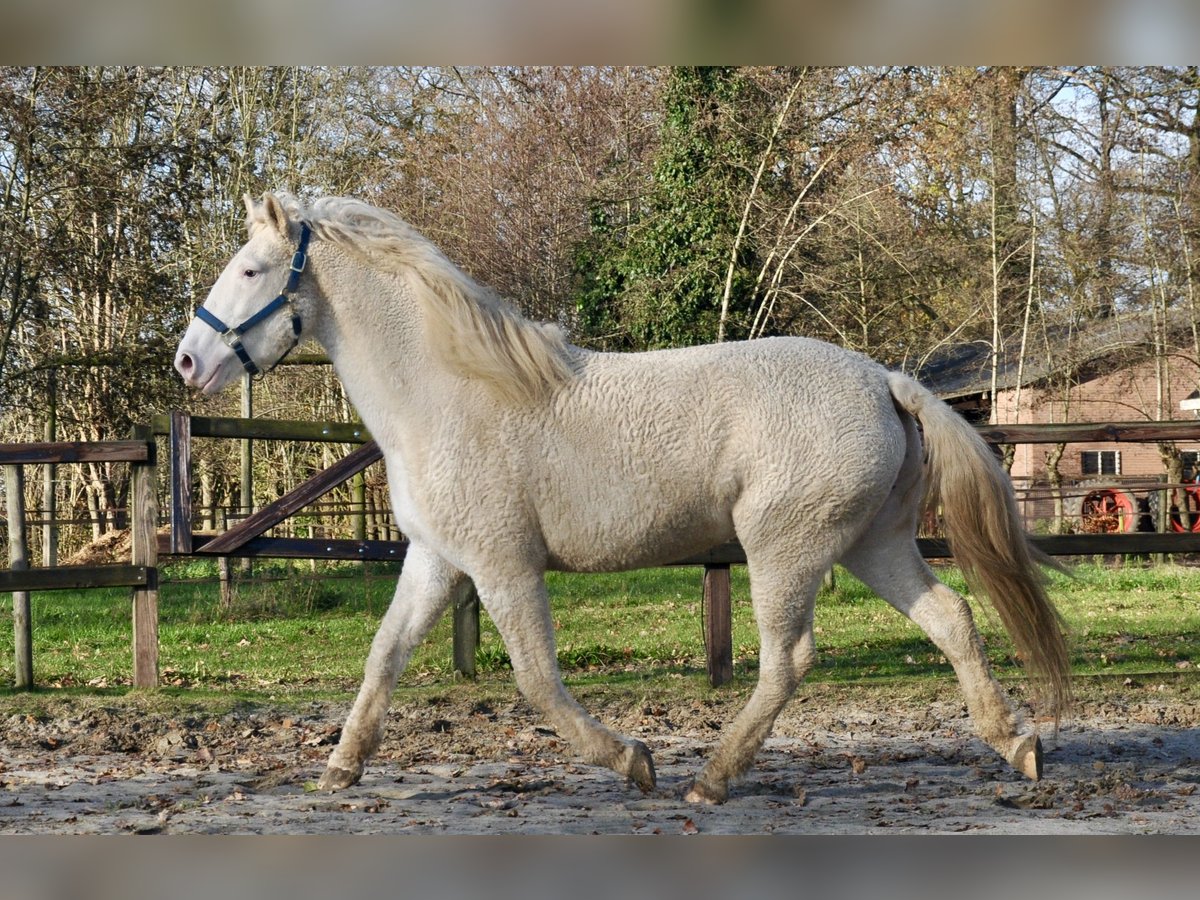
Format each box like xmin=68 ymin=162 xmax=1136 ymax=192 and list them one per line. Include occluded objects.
xmin=1 ymin=679 xmax=1198 ymax=834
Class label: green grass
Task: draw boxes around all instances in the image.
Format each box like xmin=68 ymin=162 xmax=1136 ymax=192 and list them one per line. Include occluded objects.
xmin=1 ymin=559 xmax=1198 ymax=701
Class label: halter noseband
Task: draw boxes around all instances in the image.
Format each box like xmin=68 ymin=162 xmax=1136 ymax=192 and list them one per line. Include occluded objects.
xmin=194 ymin=222 xmax=311 ymax=377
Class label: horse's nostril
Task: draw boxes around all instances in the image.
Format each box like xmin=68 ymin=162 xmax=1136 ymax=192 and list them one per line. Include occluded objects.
xmin=177 ymin=352 xmax=194 ymax=376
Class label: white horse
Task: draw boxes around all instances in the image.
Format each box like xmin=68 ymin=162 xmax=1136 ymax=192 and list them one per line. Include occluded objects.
xmin=175 ymin=192 xmax=1070 ymax=803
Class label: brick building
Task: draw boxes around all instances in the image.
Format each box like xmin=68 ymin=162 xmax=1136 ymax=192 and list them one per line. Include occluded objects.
xmin=916 ymin=317 xmax=1200 ymax=531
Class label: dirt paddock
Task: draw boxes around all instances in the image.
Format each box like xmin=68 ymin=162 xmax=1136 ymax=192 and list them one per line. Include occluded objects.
xmin=1 ymin=679 xmax=1198 ymax=834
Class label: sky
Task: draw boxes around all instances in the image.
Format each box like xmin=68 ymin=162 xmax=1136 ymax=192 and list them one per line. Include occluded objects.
xmin=1 ymin=0 xmax=1197 ymax=63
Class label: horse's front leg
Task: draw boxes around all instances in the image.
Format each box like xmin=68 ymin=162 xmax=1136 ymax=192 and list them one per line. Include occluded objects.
xmin=319 ymin=543 xmax=468 ymax=791
xmin=478 ymin=571 xmax=656 ymax=792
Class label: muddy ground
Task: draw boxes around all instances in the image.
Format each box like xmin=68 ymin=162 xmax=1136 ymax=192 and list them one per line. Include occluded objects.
xmin=1 ymin=678 xmax=1198 ymax=834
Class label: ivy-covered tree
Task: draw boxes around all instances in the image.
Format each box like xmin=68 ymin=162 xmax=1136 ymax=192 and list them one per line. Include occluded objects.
xmin=575 ymin=66 xmax=761 ymax=349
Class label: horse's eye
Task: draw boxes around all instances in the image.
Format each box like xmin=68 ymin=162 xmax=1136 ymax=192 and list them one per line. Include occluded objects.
xmin=243 ymin=269 xmax=258 ymax=279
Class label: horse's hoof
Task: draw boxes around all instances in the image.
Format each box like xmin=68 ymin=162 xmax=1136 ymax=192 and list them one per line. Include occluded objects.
xmin=1008 ymin=733 xmax=1043 ymax=781
xmin=318 ymin=763 xmax=363 ymax=792
xmin=683 ymin=777 xmax=727 ymax=805
xmin=625 ymin=740 xmax=656 ymax=793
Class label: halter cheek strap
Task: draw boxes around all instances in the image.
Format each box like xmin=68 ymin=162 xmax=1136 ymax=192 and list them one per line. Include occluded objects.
xmin=194 ymin=222 xmax=311 ymax=378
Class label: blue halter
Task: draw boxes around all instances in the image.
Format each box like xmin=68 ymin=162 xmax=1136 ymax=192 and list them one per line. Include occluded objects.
xmin=194 ymin=222 xmax=311 ymax=377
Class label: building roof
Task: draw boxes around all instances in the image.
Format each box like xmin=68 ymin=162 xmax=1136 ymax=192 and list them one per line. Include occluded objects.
xmin=913 ymin=311 xmax=1196 ymax=400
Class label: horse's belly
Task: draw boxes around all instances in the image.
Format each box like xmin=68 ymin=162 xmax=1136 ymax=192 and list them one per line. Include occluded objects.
xmin=541 ymin=497 xmax=734 ymax=573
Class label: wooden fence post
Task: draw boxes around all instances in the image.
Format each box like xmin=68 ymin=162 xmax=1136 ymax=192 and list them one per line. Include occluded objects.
xmin=703 ymin=563 xmax=733 ymax=687
xmin=823 ymin=567 xmax=836 ymax=592
xmin=217 ymin=508 xmax=233 ymax=613
xmin=169 ymin=411 xmax=193 ymax=555
xmin=5 ymin=464 xmax=33 ymax=689
xmin=240 ymin=373 xmax=253 ymax=576
xmin=453 ymin=582 xmax=480 ymax=678
xmin=351 ymin=470 xmax=367 ymax=542
xmin=129 ymin=427 xmax=159 ymax=688
xmin=43 ymin=371 xmax=58 ymax=566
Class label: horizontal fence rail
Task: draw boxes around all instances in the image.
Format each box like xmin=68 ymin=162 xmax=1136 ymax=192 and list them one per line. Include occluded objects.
xmin=172 ymin=533 xmax=408 ymax=562
xmin=150 ymin=413 xmax=370 ymax=444
xmin=0 ymin=565 xmax=149 ymax=593
xmin=677 ymin=532 xmax=1200 ymax=568
xmin=0 ymin=440 xmax=151 ymax=465
xmin=977 ymin=421 xmax=1200 ymax=444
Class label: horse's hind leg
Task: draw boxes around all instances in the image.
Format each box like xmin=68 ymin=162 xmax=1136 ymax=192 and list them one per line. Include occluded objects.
xmin=475 ymin=571 xmax=656 ymax=792
xmin=841 ymin=538 xmax=1043 ymax=780
xmin=319 ymin=543 xmax=467 ymax=791
xmin=686 ymin=558 xmax=822 ymax=804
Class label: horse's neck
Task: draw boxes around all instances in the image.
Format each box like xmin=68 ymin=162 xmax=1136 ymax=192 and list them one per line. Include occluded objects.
xmin=313 ymin=262 xmax=446 ymax=440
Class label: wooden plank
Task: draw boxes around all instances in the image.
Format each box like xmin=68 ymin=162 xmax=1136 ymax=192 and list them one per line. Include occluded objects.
xmin=184 ymin=530 xmax=1200 ymax=564
xmin=169 ymin=411 xmax=193 ymax=555
xmin=0 ymin=565 xmax=148 ymax=592
xmin=5 ymin=465 xmax=32 ymax=689
xmin=671 ymin=542 xmax=746 ymax=567
xmin=0 ymin=440 xmax=150 ymax=465
xmin=703 ymin=564 xmax=733 ymax=687
xmin=278 ymin=352 xmax=332 ymax=366
xmin=180 ymin=532 xmax=409 ymax=562
xmin=1031 ymin=532 xmax=1200 ymax=555
xmin=920 ymin=533 xmax=1200 ymax=557
xmin=149 ymin=414 xmax=370 ymax=444
xmin=129 ymin=429 xmax=159 ymax=689
xmin=977 ymin=420 xmax=1200 ymax=445
xmin=453 ymin=583 xmax=480 ymax=679
xmin=199 ymin=440 xmax=384 ymax=555
xmin=673 ymin=532 xmax=1200 ymax=569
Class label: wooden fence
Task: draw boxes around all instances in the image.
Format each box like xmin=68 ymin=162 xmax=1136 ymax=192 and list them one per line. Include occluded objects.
xmin=1 ymin=438 xmax=158 ymax=689
xmin=6 ymin=415 xmax=1200 ymax=692
xmin=155 ymin=412 xmax=488 ymax=676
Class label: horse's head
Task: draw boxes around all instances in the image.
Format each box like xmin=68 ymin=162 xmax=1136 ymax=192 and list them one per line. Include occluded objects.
xmin=175 ymin=192 xmax=314 ymax=394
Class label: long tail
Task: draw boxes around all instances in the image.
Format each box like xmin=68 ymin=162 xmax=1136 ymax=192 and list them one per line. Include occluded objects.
xmin=888 ymin=372 xmax=1071 ymax=721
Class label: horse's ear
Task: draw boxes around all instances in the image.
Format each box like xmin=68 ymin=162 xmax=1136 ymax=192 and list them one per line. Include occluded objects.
xmin=261 ymin=192 xmax=291 ymax=238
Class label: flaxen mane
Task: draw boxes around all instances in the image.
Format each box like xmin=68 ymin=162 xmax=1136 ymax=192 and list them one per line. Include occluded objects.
xmin=250 ymin=193 xmax=573 ymax=404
